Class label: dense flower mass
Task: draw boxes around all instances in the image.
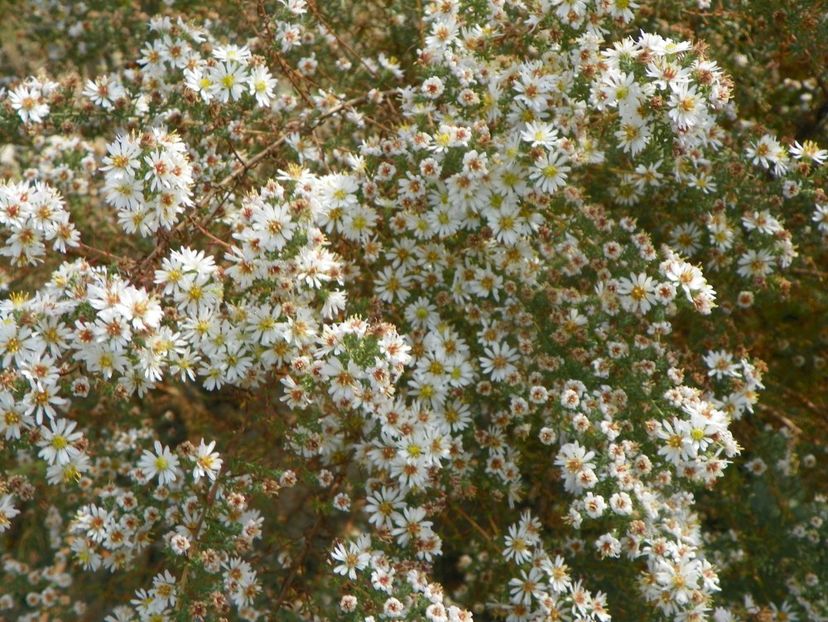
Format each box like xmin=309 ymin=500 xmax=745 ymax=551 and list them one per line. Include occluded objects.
xmin=102 ymin=129 xmax=195 ymax=235
xmin=0 ymin=1 xmax=826 ymax=621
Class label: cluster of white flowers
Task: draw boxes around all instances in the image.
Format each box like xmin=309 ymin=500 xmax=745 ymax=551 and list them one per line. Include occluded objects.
xmin=0 ymin=180 xmax=79 ymax=265
xmin=101 ymin=128 xmax=194 ymax=235
xmin=183 ymin=45 xmax=278 ymax=107
xmin=331 ymin=534 xmax=474 ymax=621
xmin=496 ymin=511 xmax=611 ymax=621
xmin=595 ymin=34 xmax=730 ymax=165
xmin=25 ymin=135 xmax=98 ymax=196
xmin=6 ymin=77 xmax=58 ymax=124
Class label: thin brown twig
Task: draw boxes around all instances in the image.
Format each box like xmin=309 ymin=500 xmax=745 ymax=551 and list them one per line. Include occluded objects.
xmin=74 ymin=242 xmax=130 ymax=265
xmin=192 ymin=221 xmax=233 ymax=250
xmin=757 ymin=404 xmax=803 ymax=436
xmin=199 ymin=89 xmax=395 ymax=207
xmin=791 ymin=267 xmax=827 ymax=279
xmin=273 ymin=514 xmax=324 ymax=610
xmin=453 ymin=503 xmax=493 ymax=541
xmin=307 ymin=0 xmax=379 ymax=79
xmin=178 ymin=473 xmax=223 ymax=594
xmin=256 ymin=0 xmax=315 ymax=108
xmin=178 ymin=399 xmax=255 ymax=597
xmin=271 ymin=474 xmax=345 ymax=617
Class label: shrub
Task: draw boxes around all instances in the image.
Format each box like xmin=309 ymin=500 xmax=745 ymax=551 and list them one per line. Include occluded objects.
xmin=0 ymin=1 xmax=825 ymax=621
